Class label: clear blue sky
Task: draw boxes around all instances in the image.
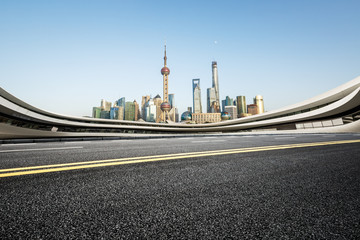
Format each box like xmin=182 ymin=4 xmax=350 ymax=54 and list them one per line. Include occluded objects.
xmin=1 ymin=0 xmax=359 ymax=116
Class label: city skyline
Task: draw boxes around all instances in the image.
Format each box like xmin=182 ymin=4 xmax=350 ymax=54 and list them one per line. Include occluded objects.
xmin=1 ymin=1 xmax=360 ymax=117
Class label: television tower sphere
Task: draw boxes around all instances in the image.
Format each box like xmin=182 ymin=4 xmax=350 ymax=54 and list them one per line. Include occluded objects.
xmin=160 ymin=102 xmax=171 ymax=112
xmin=161 ymin=66 xmax=170 ymax=76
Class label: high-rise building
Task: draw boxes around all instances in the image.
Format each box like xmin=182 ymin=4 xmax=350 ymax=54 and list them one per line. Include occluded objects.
xmin=225 ymin=96 xmax=234 ymax=106
xmin=192 ymin=79 xmax=202 ymax=113
xmin=141 ymin=95 xmax=150 ymax=120
xmin=92 ymin=107 xmax=101 ymax=118
xmin=207 ymin=87 xmax=216 ymax=113
xmin=221 ymin=99 xmax=226 ymax=112
xmin=100 ymin=110 xmax=110 ymax=119
xmin=117 ymin=97 xmax=125 ymax=118
xmin=153 ymin=94 xmax=163 ymax=123
xmin=247 ymin=104 xmax=259 ymax=115
xmin=210 ymin=101 xmax=220 ymax=113
xmin=236 ymin=96 xmax=247 ymax=117
xmin=101 ymin=99 xmax=112 ymax=111
xmin=124 ymin=101 xmax=136 ymax=121
xmin=169 ymin=94 xmax=175 ymax=108
xmin=212 ymin=61 xmax=220 ymax=107
xmin=145 ymin=99 xmax=157 ymax=122
xmin=225 ymin=105 xmax=237 ymax=120
xmin=254 ymin=95 xmax=264 ymax=114
xmin=110 ymin=107 xmax=118 ymax=120
xmin=175 ymin=108 xmax=179 ymax=122
xmin=133 ymin=100 xmax=140 ymax=121
xmin=168 ymin=107 xmax=177 ymax=122
xmin=117 ymin=106 xmax=124 ymax=120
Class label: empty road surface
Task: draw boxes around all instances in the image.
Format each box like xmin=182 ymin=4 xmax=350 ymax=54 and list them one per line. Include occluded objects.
xmin=1 ymin=134 xmax=360 ymax=239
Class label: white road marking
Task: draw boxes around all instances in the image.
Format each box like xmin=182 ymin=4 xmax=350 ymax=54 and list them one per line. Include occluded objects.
xmin=1 ymin=143 xmax=36 ymax=147
xmin=192 ymin=141 xmax=210 ymax=143
xmin=0 ymin=146 xmax=83 ymax=153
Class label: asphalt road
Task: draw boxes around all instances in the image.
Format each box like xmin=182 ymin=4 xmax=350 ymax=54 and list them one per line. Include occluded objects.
xmin=1 ymin=133 xmax=360 ymax=239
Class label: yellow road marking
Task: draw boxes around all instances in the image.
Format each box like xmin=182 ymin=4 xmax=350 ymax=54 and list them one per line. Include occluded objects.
xmin=1 ymin=139 xmax=359 ymax=178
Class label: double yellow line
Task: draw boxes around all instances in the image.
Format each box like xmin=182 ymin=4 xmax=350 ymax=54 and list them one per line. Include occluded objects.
xmin=1 ymin=139 xmax=359 ymax=178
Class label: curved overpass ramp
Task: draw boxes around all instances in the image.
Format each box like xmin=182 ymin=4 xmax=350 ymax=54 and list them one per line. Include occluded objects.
xmin=1 ymin=76 xmax=360 ymax=140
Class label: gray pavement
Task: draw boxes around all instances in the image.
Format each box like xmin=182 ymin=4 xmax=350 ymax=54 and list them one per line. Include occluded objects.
xmin=0 ymin=134 xmax=360 ymax=239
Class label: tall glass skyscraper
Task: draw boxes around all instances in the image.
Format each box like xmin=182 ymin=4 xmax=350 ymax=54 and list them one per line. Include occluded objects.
xmin=225 ymin=96 xmax=234 ymax=106
xmin=117 ymin=97 xmax=125 ymax=118
xmin=207 ymin=87 xmax=216 ymax=113
xmin=169 ymin=94 xmax=175 ymax=108
xmin=192 ymin=79 xmax=202 ymax=113
xmin=212 ymin=61 xmax=220 ymax=106
xmin=236 ymin=96 xmax=247 ymax=116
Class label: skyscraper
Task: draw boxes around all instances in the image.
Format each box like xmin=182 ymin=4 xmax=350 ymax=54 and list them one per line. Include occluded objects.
xmin=141 ymin=95 xmax=150 ymax=120
xmin=92 ymin=107 xmax=101 ymax=118
xmin=100 ymin=110 xmax=110 ymax=119
xmin=117 ymin=106 xmax=124 ymax=120
xmin=117 ymin=97 xmax=125 ymax=118
xmin=145 ymin=99 xmax=156 ymax=122
xmin=236 ymin=96 xmax=247 ymax=117
xmin=207 ymin=87 xmax=216 ymax=113
xmin=225 ymin=96 xmax=234 ymax=106
xmin=212 ymin=61 xmax=220 ymax=107
xmin=221 ymin=99 xmax=226 ymax=112
xmin=168 ymin=94 xmax=175 ymax=108
xmin=124 ymin=101 xmax=135 ymax=121
xmin=192 ymin=79 xmax=202 ymax=113
xmin=101 ymin=99 xmax=112 ymax=111
xmin=133 ymin=100 xmax=140 ymax=121
xmin=153 ymin=94 xmax=163 ymax=123
xmin=110 ymin=107 xmax=118 ymax=119
xmin=254 ymin=95 xmax=264 ymax=114
xmin=225 ymin=105 xmax=237 ymax=120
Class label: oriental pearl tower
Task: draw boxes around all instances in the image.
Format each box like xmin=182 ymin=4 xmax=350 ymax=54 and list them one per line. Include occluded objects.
xmin=160 ymin=44 xmax=171 ymax=121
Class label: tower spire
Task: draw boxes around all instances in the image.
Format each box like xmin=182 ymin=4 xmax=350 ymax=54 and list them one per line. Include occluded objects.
xmin=164 ymin=43 xmax=167 ymax=66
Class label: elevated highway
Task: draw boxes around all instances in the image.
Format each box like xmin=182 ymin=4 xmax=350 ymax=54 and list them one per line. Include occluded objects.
xmin=1 ymin=76 xmax=360 ymax=140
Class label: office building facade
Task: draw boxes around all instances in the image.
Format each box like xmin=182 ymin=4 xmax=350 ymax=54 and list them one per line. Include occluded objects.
xmin=212 ymin=61 xmax=220 ymax=107
xmin=192 ymin=79 xmax=202 ymax=113
xmin=225 ymin=105 xmax=237 ymax=120
xmin=169 ymin=94 xmax=175 ymax=109
xmin=191 ymin=113 xmax=221 ymax=124
xmin=247 ymin=104 xmax=259 ymax=115
xmin=254 ymin=95 xmax=265 ymax=114
xmin=207 ymin=87 xmax=216 ymax=113
xmin=236 ymin=96 xmax=247 ymax=117
xmin=92 ymin=107 xmax=101 ymax=118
